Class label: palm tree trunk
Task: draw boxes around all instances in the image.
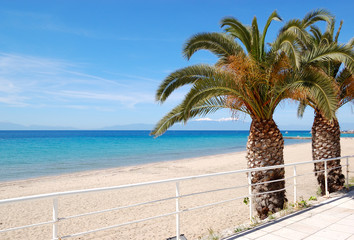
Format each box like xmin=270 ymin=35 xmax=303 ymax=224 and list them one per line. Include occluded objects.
xmin=312 ymin=112 xmax=344 ymax=195
xmin=246 ymin=119 xmax=286 ymax=219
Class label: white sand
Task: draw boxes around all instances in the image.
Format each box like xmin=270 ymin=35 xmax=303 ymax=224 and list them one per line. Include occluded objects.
xmin=0 ymin=138 xmax=353 ymax=240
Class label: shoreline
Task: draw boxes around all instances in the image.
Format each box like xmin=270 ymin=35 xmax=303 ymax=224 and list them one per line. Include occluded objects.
xmin=1 ymin=138 xmax=353 ymax=240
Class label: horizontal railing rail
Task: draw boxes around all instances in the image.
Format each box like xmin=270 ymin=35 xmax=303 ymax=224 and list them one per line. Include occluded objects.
xmin=0 ymin=155 xmax=353 ymax=240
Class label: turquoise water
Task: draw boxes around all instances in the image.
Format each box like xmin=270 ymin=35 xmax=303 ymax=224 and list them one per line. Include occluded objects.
xmin=0 ymin=130 xmax=350 ymax=182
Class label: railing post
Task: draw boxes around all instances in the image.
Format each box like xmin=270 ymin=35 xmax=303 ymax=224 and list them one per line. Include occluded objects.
xmin=346 ymin=157 xmax=349 ymax=190
xmin=324 ymin=160 xmax=329 ymax=197
xmin=248 ymin=172 xmax=253 ymax=222
xmin=293 ymin=166 xmax=297 ymax=203
xmin=175 ymin=182 xmax=180 ymax=240
xmin=52 ymin=198 xmax=58 ymax=240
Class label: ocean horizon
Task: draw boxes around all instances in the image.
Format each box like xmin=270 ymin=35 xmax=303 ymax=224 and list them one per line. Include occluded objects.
xmin=0 ymin=130 xmax=352 ymax=182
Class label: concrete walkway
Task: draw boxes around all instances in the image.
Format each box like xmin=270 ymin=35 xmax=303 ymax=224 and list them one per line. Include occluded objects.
xmin=225 ymin=190 xmax=354 ymax=240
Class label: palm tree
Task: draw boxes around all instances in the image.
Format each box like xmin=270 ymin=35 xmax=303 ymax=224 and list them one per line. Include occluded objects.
xmin=292 ymin=19 xmax=354 ymax=194
xmin=151 ymin=10 xmax=345 ymax=219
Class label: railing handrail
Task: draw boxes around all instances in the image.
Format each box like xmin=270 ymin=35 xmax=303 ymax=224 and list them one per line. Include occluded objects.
xmin=1 ymin=155 xmax=353 ymax=205
xmin=1 ymin=155 xmax=353 ymax=240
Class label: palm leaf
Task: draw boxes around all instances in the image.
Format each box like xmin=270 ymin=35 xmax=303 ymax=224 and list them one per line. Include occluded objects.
xmin=336 ymin=68 xmax=353 ymax=105
xmin=251 ymin=16 xmax=260 ymax=60
xmin=151 ymin=97 xmax=227 ymax=137
xmin=297 ymin=101 xmax=308 ymax=117
xmin=309 ymin=26 xmax=322 ymax=45
xmin=220 ymin=17 xmax=252 ymax=52
xmin=301 ymin=9 xmax=333 ymax=29
xmin=287 ymin=69 xmax=337 ymax=120
xmin=334 ymin=20 xmax=343 ymax=43
xmin=348 ymin=38 xmax=354 ymax=48
xmin=280 ymin=19 xmax=312 ymax=49
xmin=302 ymin=43 xmax=354 ymax=74
xmin=271 ymin=31 xmax=301 ymax=69
xmin=156 ymin=64 xmax=218 ymax=102
xmin=261 ymin=10 xmax=282 ymax=57
xmin=183 ymin=32 xmax=244 ymax=61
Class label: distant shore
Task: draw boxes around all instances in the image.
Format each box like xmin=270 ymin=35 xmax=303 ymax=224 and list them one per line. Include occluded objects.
xmin=284 ymin=136 xmax=311 ymax=139
xmin=0 ymin=138 xmax=353 ymax=240
xmin=341 ymin=130 xmax=354 ymax=134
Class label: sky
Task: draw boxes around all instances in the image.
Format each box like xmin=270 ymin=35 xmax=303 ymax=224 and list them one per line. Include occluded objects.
xmin=0 ymin=0 xmax=353 ymax=130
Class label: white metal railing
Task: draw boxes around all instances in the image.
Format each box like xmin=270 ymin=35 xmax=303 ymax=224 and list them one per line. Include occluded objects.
xmin=0 ymin=155 xmax=353 ymax=240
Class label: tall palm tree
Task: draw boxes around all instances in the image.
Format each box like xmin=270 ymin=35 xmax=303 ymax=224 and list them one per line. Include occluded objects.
xmin=151 ymin=10 xmax=345 ymax=219
xmin=292 ymin=19 xmax=354 ymax=194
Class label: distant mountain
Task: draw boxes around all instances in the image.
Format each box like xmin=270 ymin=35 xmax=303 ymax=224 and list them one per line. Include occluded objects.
xmin=0 ymin=122 xmax=27 ymax=130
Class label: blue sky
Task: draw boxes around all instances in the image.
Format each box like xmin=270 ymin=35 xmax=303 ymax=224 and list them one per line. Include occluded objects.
xmin=0 ymin=0 xmax=353 ymax=130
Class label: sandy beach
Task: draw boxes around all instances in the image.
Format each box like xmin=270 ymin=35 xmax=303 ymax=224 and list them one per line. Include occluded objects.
xmin=1 ymin=138 xmax=353 ymax=240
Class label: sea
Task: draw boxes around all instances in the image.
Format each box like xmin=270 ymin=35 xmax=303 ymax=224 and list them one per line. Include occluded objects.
xmin=0 ymin=130 xmax=352 ymax=182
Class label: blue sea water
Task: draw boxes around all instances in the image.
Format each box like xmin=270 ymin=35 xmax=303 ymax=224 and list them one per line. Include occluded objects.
xmin=0 ymin=130 xmax=351 ymax=182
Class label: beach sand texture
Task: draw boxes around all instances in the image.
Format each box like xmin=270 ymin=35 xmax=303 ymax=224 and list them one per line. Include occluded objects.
xmin=0 ymin=138 xmax=353 ymax=240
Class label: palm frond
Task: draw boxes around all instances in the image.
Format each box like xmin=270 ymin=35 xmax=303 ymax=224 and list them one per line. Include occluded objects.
xmin=183 ymin=32 xmax=244 ymax=60
xmin=297 ymin=101 xmax=307 ymax=118
xmin=348 ymin=37 xmax=354 ymax=48
xmin=320 ymin=32 xmax=332 ymax=45
xmin=280 ymin=19 xmax=303 ymax=34
xmin=156 ymin=64 xmax=218 ymax=102
xmin=251 ymin=16 xmax=261 ymax=60
xmin=334 ymin=20 xmax=343 ymax=43
xmin=271 ymin=31 xmax=301 ymax=69
xmin=287 ymin=69 xmax=337 ymax=120
xmin=151 ymin=104 xmax=185 ymax=137
xmin=336 ymin=68 xmax=353 ymax=104
xmin=261 ymin=10 xmax=282 ymax=57
xmin=309 ymin=26 xmax=322 ymax=45
xmin=302 ymin=43 xmax=354 ymax=74
xmin=181 ymin=71 xmax=244 ymax=114
xmin=220 ymin=17 xmax=252 ymax=52
xmin=279 ymin=19 xmax=311 ymax=50
xmin=182 ymin=68 xmax=268 ymax=119
xmin=325 ymin=18 xmax=335 ymax=38
xmin=150 ymin=97 xmax=227 ymax=137
xmin=301 ymin=9 xmax=333 ymax=29
xmin=281 ymin=9 xmax=333 ymax=51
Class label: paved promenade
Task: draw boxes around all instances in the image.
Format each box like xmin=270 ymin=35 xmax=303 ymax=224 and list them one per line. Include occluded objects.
xmin=225 ymin=190 xmax=354 ymax=240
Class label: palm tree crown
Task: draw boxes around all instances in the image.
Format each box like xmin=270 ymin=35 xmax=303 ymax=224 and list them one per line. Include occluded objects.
xmin=295 ymin=19 xmax=354 ymax=116
xmin=152 ymin=10 xmax=339 ymax=137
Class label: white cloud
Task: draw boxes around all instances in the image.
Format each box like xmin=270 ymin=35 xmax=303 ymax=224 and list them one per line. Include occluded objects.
xmin=218 ymin=117 xmax=238 ymax=121
xmin=0 ymin=78 xmax=19 ymax=93
xmin=193 ymin=117 xmax=238 ymax=122
xmin=0 ymin=52 xmax=155 ymax=108
xmin=194 ymin=117 xmax=213 ymax=121
xmin=52 ymin=90 xmax=154 ymax=107
xmin=0 ymin=96 xmax=29 ymax=106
